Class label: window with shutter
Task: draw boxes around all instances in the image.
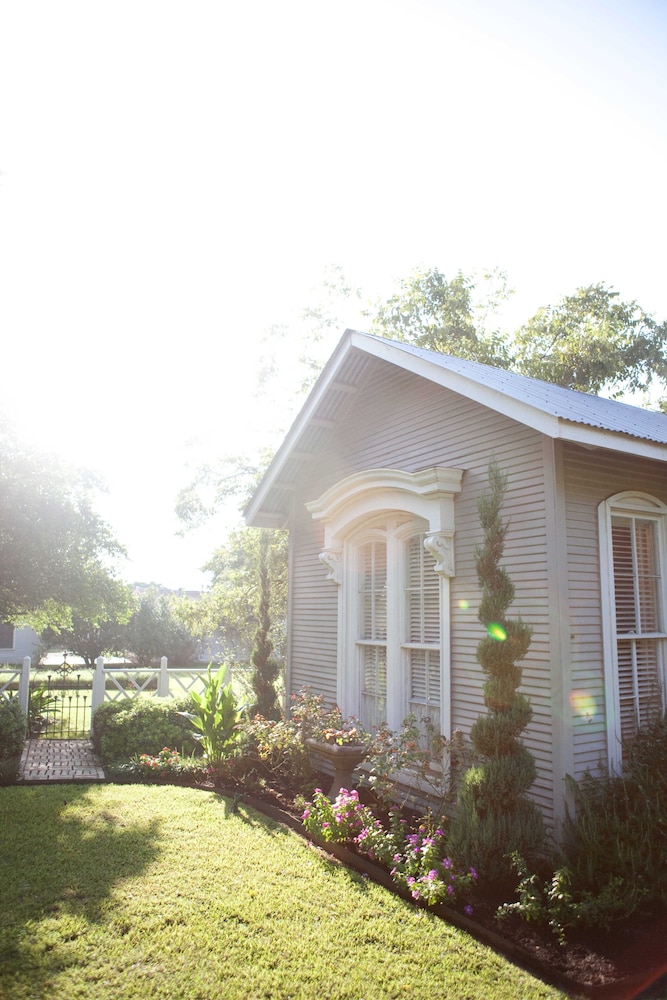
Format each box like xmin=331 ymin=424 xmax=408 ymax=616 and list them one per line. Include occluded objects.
xmin=611 ymin=515 xmax=663 ymax=741
xmin=0 ymin=624 xmax=14 ymax=649
xmin=307 ymin=466 xmax=462 ymax=740
xmin=599 ymin=493 xmax=667 ymax=769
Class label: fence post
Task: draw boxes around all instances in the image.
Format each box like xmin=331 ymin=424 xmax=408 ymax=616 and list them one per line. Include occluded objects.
xmin=158 ymin=657 xmax=169 ymax=697
xmin=19 ymin=656 xmax=30 ymax=716
xmin=92 ymin=657 xmax=105 ymax=719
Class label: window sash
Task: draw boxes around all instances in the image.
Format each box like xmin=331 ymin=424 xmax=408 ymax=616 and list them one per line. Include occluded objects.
xmin=610 ymin=512 xmax=665 ymax=749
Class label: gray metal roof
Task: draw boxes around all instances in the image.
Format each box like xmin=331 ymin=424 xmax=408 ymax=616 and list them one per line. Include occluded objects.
xmin=367 ymin=333 xmax=667 ymax=445
xmin=246 ymin=330 xmax=667 ymax=527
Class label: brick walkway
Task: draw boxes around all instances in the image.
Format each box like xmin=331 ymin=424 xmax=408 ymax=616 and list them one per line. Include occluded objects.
xmin=18 ymin=740 xmax=106 ymax=783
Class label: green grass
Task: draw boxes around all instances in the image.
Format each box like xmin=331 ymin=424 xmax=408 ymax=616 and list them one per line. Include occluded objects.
xmin=0 ymin=785 xmax=566 ymax=1000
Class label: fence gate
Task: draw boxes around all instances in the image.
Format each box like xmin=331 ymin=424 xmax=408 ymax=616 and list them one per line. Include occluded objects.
xmin=29 ymin=656 xmax=93 ymax=739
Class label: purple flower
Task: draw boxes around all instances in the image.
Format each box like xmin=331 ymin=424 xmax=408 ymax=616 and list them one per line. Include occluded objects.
xmin=442 ymin=858 xmax=452 ymax=869
xmin=427 ymin=869 xmax=438 ymax=881
xmin=464 ymin=904 xmax=474 ymax=916
xmin=447 ymin=884 xmax=454 ymax=895
xmin=469 ymin=867 xmax=478 ymax=880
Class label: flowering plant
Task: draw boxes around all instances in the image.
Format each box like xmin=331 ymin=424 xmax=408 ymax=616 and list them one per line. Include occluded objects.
xmin=301 ymin=789 xmax=478 ymax=913
xmin=125 ymin=747 xmax=212 ymax=782
xmin=309 ymin=704 xmax=368 ymax=746
xmin=302 ymin=788 xmax=375 ymax=843
xmin=316 ymin=723 xmax=368 ymax=746
xmin=388 ymin=820 xmax=478 ymax=909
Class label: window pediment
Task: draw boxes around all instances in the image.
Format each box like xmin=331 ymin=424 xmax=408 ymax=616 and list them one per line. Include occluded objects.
xmin=306 ymin=467 xmax=463 ymax=550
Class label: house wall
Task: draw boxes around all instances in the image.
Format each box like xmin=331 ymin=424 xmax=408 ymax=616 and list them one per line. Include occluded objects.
xmin=562 ymin=442 xmax=667 ymax=781
xmin=0 ymin=626 xmax=41 ymax=664
xmin=289 ymin=359 xmax=562 ymax=823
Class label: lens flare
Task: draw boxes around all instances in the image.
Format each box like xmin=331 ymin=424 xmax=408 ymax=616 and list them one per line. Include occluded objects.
xmin=570 ymin=690 xmax=597 ymax=721
xmin=458 ymin=599 xmax=470 ymax=610
xmin=487 ymin=622 xmax=507 ymax=641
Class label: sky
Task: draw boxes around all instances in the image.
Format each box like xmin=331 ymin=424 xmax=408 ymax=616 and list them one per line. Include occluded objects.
xmin=1 ymin=0 xmax=666 ymax=590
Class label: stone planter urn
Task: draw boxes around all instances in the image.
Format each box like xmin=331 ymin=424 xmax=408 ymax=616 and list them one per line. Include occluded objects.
xmin=306 ymin=738 xmax=369 ymax=800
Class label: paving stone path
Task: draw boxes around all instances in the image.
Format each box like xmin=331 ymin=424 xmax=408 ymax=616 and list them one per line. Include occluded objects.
xmin=18 ymin=740 xmax=106 ymax=783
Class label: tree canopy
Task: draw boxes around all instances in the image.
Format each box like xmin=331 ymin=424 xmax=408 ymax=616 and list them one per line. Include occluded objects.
xmin=0 ymin=425 xmax=127 ymax=629
xmin=368 ymin=268 xmax=667 ymax=404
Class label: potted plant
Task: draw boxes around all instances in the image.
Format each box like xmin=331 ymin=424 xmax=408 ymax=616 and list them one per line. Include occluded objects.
xmin=306 ymin=714 xmax=369 ymax=800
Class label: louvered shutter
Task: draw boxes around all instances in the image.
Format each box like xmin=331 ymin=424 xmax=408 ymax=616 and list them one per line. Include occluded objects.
xmin=358 ymin=540 xmax=387 ymax=729
xmin=612 ymin=515 xmax=663 ymax=741
xmin=405 ymin=535 xmax=441 ymax=736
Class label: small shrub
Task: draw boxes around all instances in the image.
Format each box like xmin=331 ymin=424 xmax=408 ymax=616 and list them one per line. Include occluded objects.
xmin=116 ymin=747 xmax=213 ymax=783
xmin=363 ymin=714 xmax=449 ymax=807
xmin=558 ymin=718 xmax=667 ymax=912
xmin=240 ymin=713 xmax=317 ymax=790
xmin=0 ymin=698 xmax=27 ymax=760
xmin=92 ymin=695 xmax=198 ymax=765
xmin=497 ymin=854 xmax=639 ymax=945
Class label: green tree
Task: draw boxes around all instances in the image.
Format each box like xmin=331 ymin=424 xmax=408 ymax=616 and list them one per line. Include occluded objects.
xmin=513 ymin=283 xmax=667 ymax=397
xmin=368 ymin=266 xmax=512 ymax=368
xmin=448 ymin=461 xmax=544 ymax=882
xmin=249 ymin=530 xmax=281 ymax=719
xmin=367 ymin=267 xmax=667 ymax=401
xmin=41 ymin=574 xmax=134 ymax=667
xmin=0 ymin=425 xmax=126 ymax=629
xmin=121 ymin=590 xmax=199 ymax=668
xmin=202 ymin=527 xmax=288 ymax=682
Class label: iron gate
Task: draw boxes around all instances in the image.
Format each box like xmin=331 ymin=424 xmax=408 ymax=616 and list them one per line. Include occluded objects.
xmin=29 ymin=656 xmax=93 ymax=739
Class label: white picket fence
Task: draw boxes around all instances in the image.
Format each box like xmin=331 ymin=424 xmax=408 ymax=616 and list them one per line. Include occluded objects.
xmin=0 ymin=656 xmax=211 ymax=735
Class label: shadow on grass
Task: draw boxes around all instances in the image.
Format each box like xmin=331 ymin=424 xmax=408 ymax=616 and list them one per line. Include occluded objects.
xmin=0 ymin=784 xmax=163 ymax=999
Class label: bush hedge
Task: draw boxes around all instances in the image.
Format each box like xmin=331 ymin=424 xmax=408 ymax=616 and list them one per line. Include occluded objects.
xmin=0 ymin=698 xmax=26 ymax=761
xmin=0 ymin=698 xmax=27 ymax=784
xmin=92 ymin=695 xmax=199 ymax=766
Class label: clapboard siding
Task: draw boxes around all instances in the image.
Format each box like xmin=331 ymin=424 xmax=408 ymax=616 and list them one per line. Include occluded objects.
xmin=562 ymin=443 xmax=667 ymax=780
xmin=290 ymin=508 xmax=338 ymax=703
xmin=286 ymin=359 xmax=558 ymax=821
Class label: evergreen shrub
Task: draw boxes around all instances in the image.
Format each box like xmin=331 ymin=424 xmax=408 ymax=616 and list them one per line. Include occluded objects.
xmin=92 ymin=695 xmax=198 ymax=765
xmin=447 ymin=461 xmax=544 ymax=882
xmin=0 ymin=698 xmax=27 ymax=783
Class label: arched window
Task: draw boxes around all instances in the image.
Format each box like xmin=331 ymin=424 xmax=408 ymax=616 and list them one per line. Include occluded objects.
xmin=307 ymin=467 xmax=462 ymax=737
xmin=599 ymin=491 xmax=667 ymax=767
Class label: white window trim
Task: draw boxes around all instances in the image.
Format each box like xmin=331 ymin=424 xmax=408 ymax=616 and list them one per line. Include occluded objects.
xmin=599 ymin=490 xmax=667 ymax=771
xmin=307 ymin=467 xmax=463 ymax=736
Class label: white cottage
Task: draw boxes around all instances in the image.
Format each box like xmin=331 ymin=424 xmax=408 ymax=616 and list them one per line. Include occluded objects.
xmin=246 ymin=330 xmax=667 ymax=829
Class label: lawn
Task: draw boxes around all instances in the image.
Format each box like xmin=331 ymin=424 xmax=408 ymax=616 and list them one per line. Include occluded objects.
xmin=0 ymin=785 xmax=566 ymax=1000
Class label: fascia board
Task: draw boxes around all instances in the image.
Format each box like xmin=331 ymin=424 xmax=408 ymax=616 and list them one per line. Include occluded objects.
xmin=244 ymin=331 xmax=356 ymax=526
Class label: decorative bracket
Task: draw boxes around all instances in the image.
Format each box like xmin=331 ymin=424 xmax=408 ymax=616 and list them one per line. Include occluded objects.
xmin=424 ymin=531 xmax=455 ymax=578
xmin=319 ymin=548 xmax=342 ymax=585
